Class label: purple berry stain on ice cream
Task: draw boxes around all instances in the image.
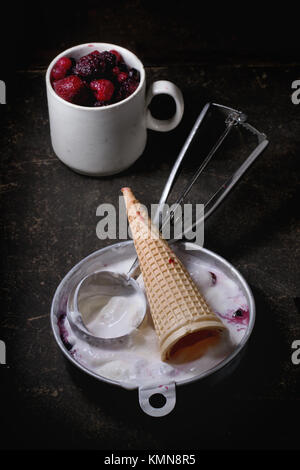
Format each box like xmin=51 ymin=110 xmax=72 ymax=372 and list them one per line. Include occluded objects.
xmin=218 ymin=307 xmax=250 ymax=331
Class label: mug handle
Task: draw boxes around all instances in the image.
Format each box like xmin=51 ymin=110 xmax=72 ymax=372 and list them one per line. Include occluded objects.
xmin=146 ymin=80 xmax=184 ymax=132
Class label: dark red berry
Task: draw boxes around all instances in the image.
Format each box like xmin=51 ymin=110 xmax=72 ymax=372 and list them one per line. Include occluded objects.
xmin=59 ymin=57 xmax=72 ymax=67
xmin=53 ymin=75 xmax=91 ymax=105
xmin=117 ymin=77 xmax=139 ymax=100
xmin=100 ymin=51 xmax=116 ymax=72
xmin=117 ymin=72 xmax=128 ymax=83
xmin=90 ymin=79 xmax=115 ymax=102
xmin=128 ymin=68 xmax=140 ymax=81
xmin=74 ymin=50 xmax=104 ymax=80
xmin=110 ymin=49 xmax=122 ymax=63
xmin=118 ymin=61 xmax=129 ymax=72
xmin=51 ymin=56 xmax=73 ymax=81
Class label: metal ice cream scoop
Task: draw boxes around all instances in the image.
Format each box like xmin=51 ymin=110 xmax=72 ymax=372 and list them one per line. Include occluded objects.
xmin=67 ymin=102 xmax=268 ymax=343
xmin=67 ymin=268 xmax=146 ymax=345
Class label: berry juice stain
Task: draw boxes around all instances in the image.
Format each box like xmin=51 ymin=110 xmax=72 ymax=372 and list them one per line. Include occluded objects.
xmin=218 ymin=307 xmax=250 ymax=329
xmin=136 ymin=210 xmax=144 ymax=221
xmin=210 ymin=272 xmax=217 ymax=285
xmin=57 ymin=313 xmax=73 ymax=351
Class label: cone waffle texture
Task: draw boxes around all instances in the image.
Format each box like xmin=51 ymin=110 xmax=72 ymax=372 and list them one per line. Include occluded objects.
xmin=121 ymin=187 xmax=225 ymax=361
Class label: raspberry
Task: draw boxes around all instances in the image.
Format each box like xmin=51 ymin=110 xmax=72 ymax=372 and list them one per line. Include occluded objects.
xmin=74 ymin=50 xmax=104 ymax=80
xmin=110 ymin=49 xmax=122 ymax=63
xmin=51 ymin=56 xmax=73 ymax=81
xmin=117 ymin=72 xmax=128 ymax=83
xmin=90 ymin=79 xmax=115 ymax=102
xmin=53 ymin=75 xmax=91 ymax=105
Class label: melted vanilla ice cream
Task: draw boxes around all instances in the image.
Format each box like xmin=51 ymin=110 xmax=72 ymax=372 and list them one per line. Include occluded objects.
xmin=58 ymin=246 xmax=249 ymax=389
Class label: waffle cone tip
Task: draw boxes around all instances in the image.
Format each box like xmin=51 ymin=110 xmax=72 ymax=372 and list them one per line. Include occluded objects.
xmin=121 ymin=187 xmax=226 ymax=362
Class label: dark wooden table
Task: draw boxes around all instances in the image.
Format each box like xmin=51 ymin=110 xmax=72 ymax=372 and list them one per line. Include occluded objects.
xmin=1 ymin=1 xmax=299 ymax=451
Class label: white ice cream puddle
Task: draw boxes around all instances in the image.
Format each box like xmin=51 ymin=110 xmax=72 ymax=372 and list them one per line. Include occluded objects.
xmin=58 ymin=245 xmax=250 ymax=389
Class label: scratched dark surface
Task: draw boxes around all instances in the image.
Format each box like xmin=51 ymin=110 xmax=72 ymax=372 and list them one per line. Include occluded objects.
xmin=0 ymin=1 xmax=299 ymax=451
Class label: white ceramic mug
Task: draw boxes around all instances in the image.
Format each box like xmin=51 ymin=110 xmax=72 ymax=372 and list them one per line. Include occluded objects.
xmin=46 ymin=43 xmax=184 ymax=176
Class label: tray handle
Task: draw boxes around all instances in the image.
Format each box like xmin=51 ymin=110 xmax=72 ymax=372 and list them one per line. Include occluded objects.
xmin=138 ymin=382 xmax=176 ymax=417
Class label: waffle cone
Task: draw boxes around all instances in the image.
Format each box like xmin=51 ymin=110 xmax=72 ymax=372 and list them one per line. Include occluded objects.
xmin=121 ymin=187 xmax=226 ymax=361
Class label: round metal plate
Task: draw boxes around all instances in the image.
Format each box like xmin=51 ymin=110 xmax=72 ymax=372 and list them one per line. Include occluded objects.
xmin=51 ymin=241 xmax=255 ymax=416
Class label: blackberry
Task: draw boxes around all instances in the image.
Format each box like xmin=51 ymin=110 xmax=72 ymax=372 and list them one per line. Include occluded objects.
xmin=100 ymin=51 xmax=116 ymax=72
xmin=118 ymin=61 xmax=130 ymax=73
xmin=128 ymin=67 xmax=140 ymax=81
xmin=118 ymin=77 xmax=139 ymax=99
xmin=110 ymin=49 xmax=122 ymax=63
xmin=74 ymin=50 xmax=104 ymax=80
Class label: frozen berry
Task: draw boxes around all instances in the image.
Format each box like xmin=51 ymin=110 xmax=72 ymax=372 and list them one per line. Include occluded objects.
xmin=118 ymin=61 xmax=129 ymax=72
xmin=90 ymin=79 xmax=115 ymax=102
xmin=100 ymin=51 xmax=116 ymax=72
xmin=53 ymin=48 xmax=140 ymax=107
xmin=128 ymin=67 xmax=140 ymax=81
xmin=51 ymin=56 xmax=73 ymax=81
xmin=117 ymin=72 xmax=129 ymax=83
xmin=53 ymin=75 xmax=91 ymax=105
xmin=117 ymin=77 xmax=139 ymax=100
xmin=74 ymin=50 xmax=104 ymax=79
xmin=110 ymin=49 xmax=122 ymax=63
